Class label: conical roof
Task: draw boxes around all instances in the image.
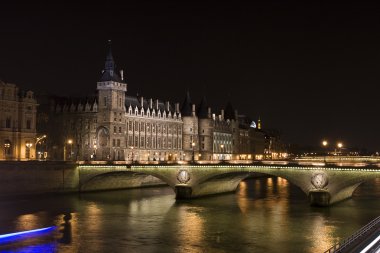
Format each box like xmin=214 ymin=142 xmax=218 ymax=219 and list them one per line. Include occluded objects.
xmin=224 ymin=101 xmax=236 ymax=120
xmin=180 ymin=91 xmax=193 ymax=116
xmin=99 ymin=40 xmax=123 ymax=82
xmin=197 ymin=96 xmax=209 ymax=118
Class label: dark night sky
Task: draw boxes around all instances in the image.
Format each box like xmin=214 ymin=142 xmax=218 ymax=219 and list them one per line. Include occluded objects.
xmin=1 ymin=1 xmax=380 ymax=151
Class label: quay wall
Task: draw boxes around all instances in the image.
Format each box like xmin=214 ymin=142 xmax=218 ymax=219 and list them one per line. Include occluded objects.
xmin=0 ymin=162 xmax=165 ymax=198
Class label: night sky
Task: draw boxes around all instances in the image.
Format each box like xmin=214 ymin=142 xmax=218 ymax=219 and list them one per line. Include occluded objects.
xmin=1 ymin=1 xmax=380 ymax=152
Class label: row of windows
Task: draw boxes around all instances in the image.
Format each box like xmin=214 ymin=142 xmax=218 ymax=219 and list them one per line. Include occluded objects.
xmin=127 ymin=121 xmax=182 ymax=135
xmin=127 ymin=135 xmax=182 ymax=149
xmin=1 ymin=118 xmax=32 ymax=129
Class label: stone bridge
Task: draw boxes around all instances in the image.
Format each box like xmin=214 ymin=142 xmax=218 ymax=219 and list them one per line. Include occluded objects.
xmin=78 ymin=163 xmax=380 ymax=206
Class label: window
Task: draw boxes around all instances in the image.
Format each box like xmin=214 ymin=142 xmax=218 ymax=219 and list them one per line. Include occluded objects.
xmin=134 ymin=136 xmax=138 ymax=147
xmin=117 ymin=139 xmax=120 ymax=147
xmin=114 ymin=126 xmax=117 ymax=133
xmin=112 ymin=139 xmax=116 ymax=147
xmin=26 ymin=119 xmax=31 ymax=129
xmin=119 ymin=127 xmax=122 ymax=133
xmin=141 ymin=137 xmax=144 ymax=147
xmin=5 ymin=117 xmax=11 ymax=128
xmin=128 ymin=136 xmax=133 ymax=146
xmin=104 ymin=97 xmax=107 ymax=106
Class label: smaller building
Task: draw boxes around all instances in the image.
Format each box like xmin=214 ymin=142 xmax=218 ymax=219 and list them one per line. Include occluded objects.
xmin=0 ymin=81 xmax=38 ymax=160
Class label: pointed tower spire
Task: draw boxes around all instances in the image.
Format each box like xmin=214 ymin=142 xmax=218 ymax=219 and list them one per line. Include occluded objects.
xmin=181 ymin=91 xmax=193 ymax=116
xmin=99 ymin=40 xmax=122 ymax=82
xmin=104 ymin=40 xmax=115 ymax=71
xmin=197 ymin=96 xmax=209 ymax=118
xmin=224 ymin=101 xmax=236 ymax=120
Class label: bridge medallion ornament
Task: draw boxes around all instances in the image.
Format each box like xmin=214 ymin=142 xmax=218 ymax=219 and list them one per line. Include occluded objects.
xmin=311 ymin=173 xmax=328 ymax=189
xmin=177 ymin=170 xmax=190 ymax=184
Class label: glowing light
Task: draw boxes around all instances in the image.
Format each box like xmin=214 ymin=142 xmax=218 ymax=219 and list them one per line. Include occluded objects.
xmin=0 ymin=226 xmax=56 ymax=243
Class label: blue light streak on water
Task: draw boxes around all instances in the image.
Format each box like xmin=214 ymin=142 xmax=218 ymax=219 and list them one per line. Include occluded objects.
xmin=0 ymin=226 xmax=56 ymax=244
xmin=0 ymin=242 xmax=57 ymax=253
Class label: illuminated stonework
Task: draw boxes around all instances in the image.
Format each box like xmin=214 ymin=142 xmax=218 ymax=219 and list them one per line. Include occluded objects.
xmin=177 ymin=170 xmax=190 ymax=184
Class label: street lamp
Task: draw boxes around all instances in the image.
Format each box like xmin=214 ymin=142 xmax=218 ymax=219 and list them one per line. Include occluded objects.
xmin=4 ymin=142 xmax=10 ymax=159
xmin=92 ymin=143 xmax=97 ymax=160
xmin=191 ymin=142 xmax=195 ymax=163
xmin=220 ymin=144 xmax=224 ymax=161
xmin=35 ymin=135 xmax=47 ymax=159
xmin=337 ymin=142 xmax=343 ymax=155
xmin=25 ymin=141 xmax=32 ymax=159
xmin=131 ymin=146 xmax=134 ymax=163
xmin=322 ymin=140 xmax=328 ymax=163
xmin=67 ymin=139 xmax=73 ymax=160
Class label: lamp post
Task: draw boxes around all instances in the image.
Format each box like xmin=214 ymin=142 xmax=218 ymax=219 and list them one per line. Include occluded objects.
xmin=322 ymin=140 xmax=328 ymax=163
xmin=191 ymin=142 xmax=195 ymax=163
xmin=220 ymin=144 xmax=224 ymax=161
xmin=131 ymin=146 xmax=134 ymax=163
xmin=4 ymin=142 xmax=10 ymax=159
xmin=25 ymin=142 xmax=32 ymax=159
xmin=35 ymin=135 xmax=47 ymax=160
xmin=92 ymin=143 xmax=97 ymax=160
xmin=337 ymin=142 xmax=343 ymax=156
xmin=67 ymin=139 xmax=73 ymax=160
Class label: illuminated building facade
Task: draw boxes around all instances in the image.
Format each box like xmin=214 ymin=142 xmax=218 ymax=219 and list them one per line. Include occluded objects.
xmin=0 ymin=81 xmax=38 ymax=160
xmin=43 ymin=44 xmax=275 ymax=162
xmin=46 ymin=47 xmax=183 ymax=161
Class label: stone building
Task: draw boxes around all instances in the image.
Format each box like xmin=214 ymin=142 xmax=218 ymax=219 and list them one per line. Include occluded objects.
xmin=45 ymin=46 xmax=183 ymax=161
xmin=41 ymin=44 xmax=270 ymax=162
xmin=0 ymin=81 xmax=38 ymax=160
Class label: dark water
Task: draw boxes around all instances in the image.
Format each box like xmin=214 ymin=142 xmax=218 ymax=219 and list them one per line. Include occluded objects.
xmin=0 ymin=177 xmax=380 ymax=253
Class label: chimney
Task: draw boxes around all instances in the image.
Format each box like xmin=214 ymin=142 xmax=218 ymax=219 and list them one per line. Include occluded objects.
xmin=221 ymin=109 xmax=224 ymax=120
xmin=156 ymin=99 xmax=159 ymax=110
xmin=192 ymin=104 xmax=196 ymax=116
xmin=166 ymin=101 xmax=170 ymax=111
xmin=208 ymin=107 xmax=211 ymax=118
xmin=149 ymin=98 xmax=153 ymax=108
xmin=120 ymin=70 xmax=124 ymax=81
xmin=175 ymin=103 xmax=179 ymax=113
xmin=140 ymin=96 xmax=144 ymax=107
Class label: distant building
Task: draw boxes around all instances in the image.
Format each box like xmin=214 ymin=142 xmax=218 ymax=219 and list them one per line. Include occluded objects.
xmin=0 ymin=81 xmax=38 ymax=160
xmin=39 ymin=43 xmax=270 ymax=162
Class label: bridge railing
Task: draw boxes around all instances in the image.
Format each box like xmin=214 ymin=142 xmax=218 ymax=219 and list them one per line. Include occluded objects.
xmin=324 ymin=216 xmax=380 ymax=253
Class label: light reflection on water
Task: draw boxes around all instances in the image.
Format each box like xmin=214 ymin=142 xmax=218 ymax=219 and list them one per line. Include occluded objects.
xmin=0 ymin=177 xmax=379 ymax=253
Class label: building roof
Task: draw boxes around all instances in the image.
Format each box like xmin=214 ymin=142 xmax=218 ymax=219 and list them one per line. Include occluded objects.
xmin=197 ymin=96 xmax=209 ymax=119
xmin=99 ymin=41 xmax=123 ymax=83
xmin=180 ymin=91 xmax=193 ymax=116
xmin=224 ymin=101 xmax=236 ymax=120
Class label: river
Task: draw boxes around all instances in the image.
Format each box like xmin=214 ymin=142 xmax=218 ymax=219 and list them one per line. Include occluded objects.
xmin=0 ymin=176 xmax=379 ymax=253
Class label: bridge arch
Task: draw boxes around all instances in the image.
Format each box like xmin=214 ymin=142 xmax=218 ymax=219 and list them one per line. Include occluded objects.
xmin=78 ymin=164 xmax=380 ymax=206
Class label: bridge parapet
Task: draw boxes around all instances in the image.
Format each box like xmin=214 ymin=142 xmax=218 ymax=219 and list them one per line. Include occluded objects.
xmin=78 ymin=164 xmax=380 ymax=206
